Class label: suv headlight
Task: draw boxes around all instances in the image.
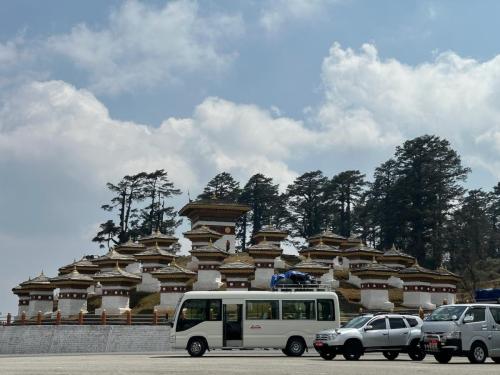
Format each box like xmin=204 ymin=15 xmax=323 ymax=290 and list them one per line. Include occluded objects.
xmin=444 ymin=331 xmax=461 ymax=340
xmin=328 ymin=333 xmax=338 ymax=340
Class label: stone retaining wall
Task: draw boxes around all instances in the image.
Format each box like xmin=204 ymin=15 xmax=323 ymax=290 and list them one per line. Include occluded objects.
xmin=0 ymin=325 xmax=171 ymax=355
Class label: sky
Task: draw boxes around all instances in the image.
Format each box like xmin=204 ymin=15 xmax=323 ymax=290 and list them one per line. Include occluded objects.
xmin=1 ymin=0 xmax=500 ymax=315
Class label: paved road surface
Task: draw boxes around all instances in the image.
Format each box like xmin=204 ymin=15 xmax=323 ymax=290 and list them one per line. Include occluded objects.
xmin=1 ymin=351 xmax=499 ymax=375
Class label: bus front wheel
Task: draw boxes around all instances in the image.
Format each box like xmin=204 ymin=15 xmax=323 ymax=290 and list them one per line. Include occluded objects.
xmin=187 ymin=338 xmax=207 ymax=357
xmin=284 ymin=337 xmax=306 ymax=357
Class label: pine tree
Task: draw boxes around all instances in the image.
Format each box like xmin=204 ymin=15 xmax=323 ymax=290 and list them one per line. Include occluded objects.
xmin=285 ymin=171 xmax=329 ymax=239
xmin=237 ymin=173 xmax=280 ymax=248
xmin=198 ymin=172 xmax=241 ymax=202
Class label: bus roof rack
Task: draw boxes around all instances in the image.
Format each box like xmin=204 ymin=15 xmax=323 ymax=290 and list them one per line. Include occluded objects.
xmin=272 ymin=283 xmax=332 ymax=292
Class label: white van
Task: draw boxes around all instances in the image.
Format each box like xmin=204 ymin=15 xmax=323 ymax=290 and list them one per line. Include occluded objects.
xmin=170 ymin=290 xmax=340 ymax=357
xmin=421 ymin=304 xmax=500 ymax=364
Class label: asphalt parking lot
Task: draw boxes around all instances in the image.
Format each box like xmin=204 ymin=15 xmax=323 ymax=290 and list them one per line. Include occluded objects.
xmin=1 ymin=351 xmax=500 ymax=375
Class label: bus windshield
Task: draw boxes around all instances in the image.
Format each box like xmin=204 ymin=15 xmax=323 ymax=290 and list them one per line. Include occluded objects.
xmin=344 ymin=316 xmax=372 ymax=328
xmin=426 ymin=306 xmax=467 ymax=321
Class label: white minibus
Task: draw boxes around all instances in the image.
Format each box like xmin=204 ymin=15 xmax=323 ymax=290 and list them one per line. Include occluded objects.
xmin=170 ymin=290 xmax=340 ymax=357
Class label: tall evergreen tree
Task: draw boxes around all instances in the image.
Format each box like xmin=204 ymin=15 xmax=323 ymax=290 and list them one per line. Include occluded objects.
xmin=237 ymin=173 xmax=280 ymax=248
xmin=285 ymin=171 xmax=329 ymax=239
xmin=447 ymin=190 xmax=491 ymax=292
xmin=198 ymin=172 xmax=241 ymax=201
xmin=394 ymin=135 xmax=470 ymax=266
xmin=326 ymin=170 xmax=366 ymax=237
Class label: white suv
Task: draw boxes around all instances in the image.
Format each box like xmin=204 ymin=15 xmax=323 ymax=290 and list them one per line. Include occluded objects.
xmin=314 ymin=314 xmax=425 ymax=361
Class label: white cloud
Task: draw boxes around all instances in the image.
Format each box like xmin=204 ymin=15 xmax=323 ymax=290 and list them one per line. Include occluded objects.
xmin=46 ymin=0 xmax=243 ymax=94
xmin=0 ymin=81 xmax=311 ymax=194
xmin=260 ymin=0 xmax=336 ymax=33
xmin=316 ymin=42 xmax=500 ymax=179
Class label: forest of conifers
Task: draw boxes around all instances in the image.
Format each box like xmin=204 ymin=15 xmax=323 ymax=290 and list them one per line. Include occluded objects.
xmin=94 ymin=135 xmax=500 ymax=291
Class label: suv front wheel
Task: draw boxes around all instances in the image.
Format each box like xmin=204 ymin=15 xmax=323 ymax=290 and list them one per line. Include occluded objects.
xmin=383 ymin=351 xmax=399 ymax=360
xmin=343 ymin=340 xmax=363 ymax=361
xmin=434 ymin=352 xmax=452 ymax=364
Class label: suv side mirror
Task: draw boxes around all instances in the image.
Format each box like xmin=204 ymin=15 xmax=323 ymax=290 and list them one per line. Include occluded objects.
xmin=451 ymin=315 xmax=458 ymax=321
xmin=364 ymin=325 xmax=373 ymax=331
xmin=463 ymin=315 xmax=473 ymax=323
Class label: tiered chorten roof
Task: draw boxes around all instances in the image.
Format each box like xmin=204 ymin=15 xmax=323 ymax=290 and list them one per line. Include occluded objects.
xmin=50 ymin=268 xmax=95 ymax=288
xmin=339 ymin=236 xmax=364 ymax=249
xmin=93 ymin=264 xmax=142 ymax=285
xmin=135 ymin=242 xmax=176 ymax=264
xmin=179 ymin=199 xmax=250 ymax=222
xmin=151 ymin=262 xmax=196 ymax=282
xmin=219 ymin=260 xmax=255 ymax=275
xmin=398 ymin=261 xmax=438 ymax=282
xmin=308 ymin=230 xmax=346 ymax=247
xmin=292 ymin=256 xmax=330 ymax=275
xmin=20 ymin=272 xmax=54 ymax=291
xmin=93 ymin=249 xmax=136 ymax=269
xmin=58 ymin=257 xmax=100 ymax=275
xmin=190 ymin=241 xmax=228 ymax=261
xmin=114 ymin=239 xmax=146 ymax=256
xmin=138 ymin=229 xmax=178 ymax=248
xmin=343 ymin=244 xmax=384 ymax=258
xmin=379 ymin=245 xmax=415 ymax=267
xmin=299 ymin=240 xmax=342 ymax=258
xmin=351 ymin=259 xmax=397 ymax=278
xmin=253 ymin=225 xmax=288 ymax=244
xmin=247 ymin=240 xmax=283 ymax=258
xmin=434 ymin=267 xmax=461 ymax=284
xmin=183 ymin=225 xmax=223 ymax=243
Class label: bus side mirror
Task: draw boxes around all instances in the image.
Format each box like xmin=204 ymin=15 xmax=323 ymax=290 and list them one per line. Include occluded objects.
xmin=168 ymin=321 xmax=174 ymax=328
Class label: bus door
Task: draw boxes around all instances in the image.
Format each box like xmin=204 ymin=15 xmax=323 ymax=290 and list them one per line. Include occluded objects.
xmin=223 ymin=302 xmax=243 ymax=347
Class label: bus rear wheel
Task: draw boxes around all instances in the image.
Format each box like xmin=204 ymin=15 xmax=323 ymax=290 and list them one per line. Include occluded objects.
xmin=187 ymin=338 xmax=207 ymax=357
xmin=285 ymin=337 xmax=306 ymax=357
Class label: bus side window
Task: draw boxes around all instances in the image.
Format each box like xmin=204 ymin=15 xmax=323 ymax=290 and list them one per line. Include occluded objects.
xmin=208 ymin=299 xmax=221 ymax=321
xmin=317 ymin=299 xmax=335 ymax=321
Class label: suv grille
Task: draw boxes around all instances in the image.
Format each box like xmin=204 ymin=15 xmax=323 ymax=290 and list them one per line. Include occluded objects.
xmin=316 ymin=334 xmax=329 ymax=341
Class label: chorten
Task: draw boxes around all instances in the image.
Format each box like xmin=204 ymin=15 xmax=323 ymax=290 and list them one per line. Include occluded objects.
xmin=151 ymin=261 xmax=196 ymax=315
xmin=398 ymin=262 xmax=437 ymax=310
xmin=12 ymin=282 xmax=30 ymax=318
xmin=431 ymin=267 xmax=460 ymax=306
xmin=22 ymin=272 xmax=55 ymax=317
xmin=343 ymin=244 xmax=384 ymax=287
xmin=135 ymin=242 xmax=176 ymax=292
xmin=219 ymin=260 xmax=255 ymax=290
xmin=179 ymin=199 xmax=250 ymax=253
xmin=351 ymin=260 xmax=397 ymax=310
xmin=114 ymin=239 xmax=146 ymax=273
xmin=190 ymin=241 xmax=228 ymax=290
xmin=93 ymin=264 xmax=141 ymax=315
xmin=247 ymin=240 xmax=282 ymax=289
xmin=378 ymin=245 xmax=416 ymax=288
xmin=50 ymin=269 xmax=94 ymax=316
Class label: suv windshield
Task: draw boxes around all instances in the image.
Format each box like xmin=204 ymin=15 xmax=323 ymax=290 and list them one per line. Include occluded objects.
xmin=344 ymin=316 xmax=372 ymax=328
xmin=426 ymin=306 xmax=467 ymax=321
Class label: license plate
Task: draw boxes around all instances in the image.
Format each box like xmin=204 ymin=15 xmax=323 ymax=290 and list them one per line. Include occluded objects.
xmin=425 ymin=339 xmax=439 ymax=352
